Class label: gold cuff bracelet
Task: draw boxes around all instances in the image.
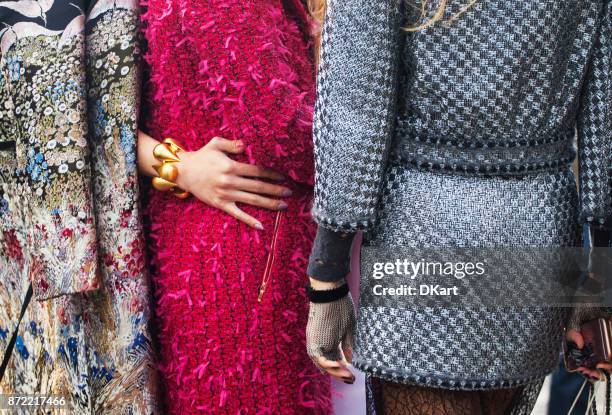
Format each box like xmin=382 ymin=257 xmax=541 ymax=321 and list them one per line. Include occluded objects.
xmin=152 ymin=138 xmax=190 ymax=199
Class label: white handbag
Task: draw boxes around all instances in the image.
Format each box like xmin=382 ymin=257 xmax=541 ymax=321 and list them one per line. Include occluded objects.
xmin=568 ymin=375 xmax=611 ymax=415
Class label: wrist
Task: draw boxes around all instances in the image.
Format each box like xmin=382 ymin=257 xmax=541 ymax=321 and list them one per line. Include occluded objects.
xmin=309 ymin=277 xmax=345 ymax=290
xmin=174 ymin=151 xmax=194 ymax=192
xmin=151 ymin=138 xmax=191 ymax=199
xmin=306 ymin=281 xmax=349 ymax=303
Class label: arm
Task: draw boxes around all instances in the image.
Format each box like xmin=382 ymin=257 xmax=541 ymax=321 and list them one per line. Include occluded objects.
xmin=566 ymin=1 xmax=612 ymax=380
xmin=4 ymin=4 xmax=101 ymax=300
xmin=306 ymin=228 xmax=356 ymax=382
xmin=137 ymin=130 xmax=292 ymax=230
xmin=136 ymin=131 xmax=162 ymax=179
xmin=576 ymin=2 xmax=612 ymax=231
xmin=566 ymin=226 xmax=612 ymax=379
xmin=306 ymin=0 xmax=403 ymax=382
xmin=308 ymin=0 xmax=403 ymax=282
xmin=308 ymin=227 xmax=355 ymax=286
xmin=311 ymin=0 xmax=403 ymax=232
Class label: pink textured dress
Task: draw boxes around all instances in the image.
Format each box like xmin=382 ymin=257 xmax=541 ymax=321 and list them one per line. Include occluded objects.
xmin=141 ymin=1 xmax=332 ymax=414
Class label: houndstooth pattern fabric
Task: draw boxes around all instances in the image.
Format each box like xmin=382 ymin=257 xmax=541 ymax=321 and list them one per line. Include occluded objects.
xmin=311 ymin=0 xmax=403 ymax=232
xmin=371 ymin=164 xmax=580 ymax=248
xmin=312 ymin=0 xmax=611 ymax=232
xmin=353 ymin=163 xmax=580 ymax=389
xmin=577 ymin=1 xmax=612 ymax=228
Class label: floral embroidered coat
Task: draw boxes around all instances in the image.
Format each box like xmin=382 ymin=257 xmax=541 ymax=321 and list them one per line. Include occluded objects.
xmin=0 ymin=1 xmax=158 ymax=413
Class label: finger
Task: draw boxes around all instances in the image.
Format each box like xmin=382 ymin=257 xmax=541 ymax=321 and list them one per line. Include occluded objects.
xmin=577 ymin=367 xmax=603 ymax=381
xmin=232 ymin=190 xmax=288 ymax=211
xmin=234 ymin=177 xmax=292 ymax=197
xmin=342 ymin=330 xmax=354 ymax=364
xmin=327 ymin=368 xmax=356 ymax=384
xmin=233 ymin=162 xmax=284 ymax=181
xmin=209 ymin=137 xmax=245 ymax=155
xmin=596 ymin=363 xmax=612 ymax=371
xmin=316 ymin=357 xmax=354 ymax=382
xmin=566 ymin=329 xmax=585 ymax=349
xmin=316 ymin=356 xmax=342 ymax=370
xmin=223 ymin=203 xmax=263 ymax=230
xmin=342 ymin=345 xmax=353 ymax=364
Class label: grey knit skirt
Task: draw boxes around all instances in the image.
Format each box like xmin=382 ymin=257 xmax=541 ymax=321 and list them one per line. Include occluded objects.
xmin=355 ymin=162 xmax=580 ymax=412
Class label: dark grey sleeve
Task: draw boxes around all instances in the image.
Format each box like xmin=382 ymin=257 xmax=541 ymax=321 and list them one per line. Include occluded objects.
xmin=576 ymin=1 xmax=611 ymax=229
xmin=307 ymin=227 xmax=356 ymax=281
xmin=311 ymin=0 xmax=403 ymax=232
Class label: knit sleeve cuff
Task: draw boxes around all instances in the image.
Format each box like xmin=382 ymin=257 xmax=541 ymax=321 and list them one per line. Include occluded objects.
xmin=307 ymin=227 xmax=355 ymax=282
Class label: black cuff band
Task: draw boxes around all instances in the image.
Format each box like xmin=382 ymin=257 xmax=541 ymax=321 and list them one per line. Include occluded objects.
xmin=306 ymin=283 xmax=350 ymax=303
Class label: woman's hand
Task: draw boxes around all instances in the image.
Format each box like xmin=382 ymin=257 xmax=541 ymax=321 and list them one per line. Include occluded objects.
xmin=306 ymin=278 xmax=356 ymax=384
xmin=566 ymin=329 xmax=612 ymax=381
xmin=137 ymin=130 xmax=291 ymax=230
xmin=174 ymin=137 xmax=292 ymax=230
xmin=564 ymin=307 xmax=612 ymax=381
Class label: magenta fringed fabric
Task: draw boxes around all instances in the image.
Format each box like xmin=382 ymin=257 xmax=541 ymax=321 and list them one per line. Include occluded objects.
xmin=141 ymin=1 xmax=332 ymax=414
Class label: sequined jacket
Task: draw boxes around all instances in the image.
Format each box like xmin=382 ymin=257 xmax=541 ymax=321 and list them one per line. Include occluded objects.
xmin=311 ymin=0 xmax=611 ymax=233
xmin=0 ymin=1 xmax=158 ymax=412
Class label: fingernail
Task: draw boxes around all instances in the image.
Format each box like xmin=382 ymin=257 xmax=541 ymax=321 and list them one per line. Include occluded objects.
xmin=278 ymin=202 xmax=288 ymax=210
xmin=282 ymin=189 xmax=293 ymax=197
xmin=254 ymin=222 xmax=264 ymax=230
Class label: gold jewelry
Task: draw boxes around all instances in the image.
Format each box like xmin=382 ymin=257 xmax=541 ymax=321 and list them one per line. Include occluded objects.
xmin=152 ymin=138 xmax=190 ymax=199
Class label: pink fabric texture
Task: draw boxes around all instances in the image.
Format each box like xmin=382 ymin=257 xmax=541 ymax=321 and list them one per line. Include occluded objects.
xmin=141 ymin=1 xmax=331 ymax=413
